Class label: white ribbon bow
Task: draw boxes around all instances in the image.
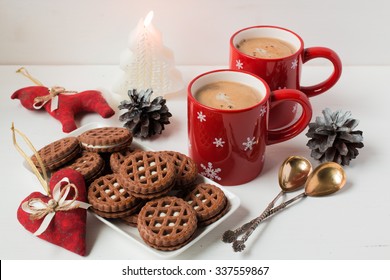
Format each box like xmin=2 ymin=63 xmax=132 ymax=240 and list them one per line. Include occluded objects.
xmin=22 ymin=177 xmax=90 ymax=236
xmin=33 ymin=86 xmax=78 ymax=112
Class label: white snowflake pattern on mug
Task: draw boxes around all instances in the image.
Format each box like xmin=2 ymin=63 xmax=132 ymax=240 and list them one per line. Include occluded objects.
xmin=291 ymin=59 xmax=298 ymax=69
xmin=197 ymin=111 xmax=206 ymax=122
xmin=259 ymin=105 xmax=267 ymax=117
xmin=213 ymin=138 xmax=225 ymax=148
xmin=235 ymin=59 xmax=244 ymax=70
xmin=242 ymin=137 xmax=257 ymax=151
xmin=200 ymin=162 xmax=222 ymax=181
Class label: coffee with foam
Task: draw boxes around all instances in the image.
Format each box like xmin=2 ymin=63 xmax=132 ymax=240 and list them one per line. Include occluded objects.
xmin=237 ymin=37 xmax=296 ymax=59
xmin=194 ymin=81 xmax=262 ymax=110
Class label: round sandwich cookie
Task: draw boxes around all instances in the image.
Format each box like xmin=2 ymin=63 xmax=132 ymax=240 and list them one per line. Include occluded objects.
xmin=121 ymin=213 xmax=139 ymax=227
xmin=110 ymin=146 xmax=142 ymax=173
xmin=163 ymin=151 xmax=198 ymax=188
xmin=137 ymin=196 xmax=198 ymax=251
xmin=183 ymin=183 xmax=229 ymax=227
xmin=88 ymin=174 xmax=142 ymax=218
xmin=31 ymin=136 xmax=81 ymax=171
xmin=118 ymin=151 xmax=176 ymax=199
xmin=62 ymin=151 xmax=105 ymax=184
xmin=78 ymin=127 xmax=133 ymax=153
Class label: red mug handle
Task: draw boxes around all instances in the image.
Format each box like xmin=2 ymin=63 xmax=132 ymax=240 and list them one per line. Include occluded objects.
xmin=266 ymin=89 xmax=312 ymax=145
xmin=300 ymin=47 xmax=342 ymax=97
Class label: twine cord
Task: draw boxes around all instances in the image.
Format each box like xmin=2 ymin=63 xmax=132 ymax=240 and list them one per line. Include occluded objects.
xmin=21 ymin=177 xmax=91 ymax=236
xmin=11 ymin=123 xmax=49 ymax=195
xmin=24 ymin=182 xmax=79 ymax=221
xmin=16 ymin=67 xmax=78 ymax=111
xmin=16 ymin=67 xmax=43 ymax=86
xmin=32 ymin=86 xmax=78 ymax=110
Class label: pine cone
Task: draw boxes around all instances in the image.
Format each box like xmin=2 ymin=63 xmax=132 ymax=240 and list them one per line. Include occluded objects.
xmin=306 ymin=108 xmax=364 ymax=166
xmin=118 ymin=89 xmax=172 ymax=138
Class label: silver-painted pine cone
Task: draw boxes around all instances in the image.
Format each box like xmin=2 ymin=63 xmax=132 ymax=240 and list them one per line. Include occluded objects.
xmin=306 ymin=108 xmax=364 ymax=166
xmin=118 ymin=89 xmax=172 ymax=138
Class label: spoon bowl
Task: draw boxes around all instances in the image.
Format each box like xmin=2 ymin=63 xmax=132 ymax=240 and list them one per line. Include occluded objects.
xmin=305 ymin=162 xmax=347 ymax=197
xmin=278 ymin=156 xmax=312 ymax=192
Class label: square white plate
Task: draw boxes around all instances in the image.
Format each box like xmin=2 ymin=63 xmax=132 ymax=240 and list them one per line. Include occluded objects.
xmin=25 ymin=122 xmax=240 ymax=258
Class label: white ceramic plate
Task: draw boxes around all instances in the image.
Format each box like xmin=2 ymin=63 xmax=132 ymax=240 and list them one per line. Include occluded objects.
xmin=25 ymin=122 xmax=240 ymax=258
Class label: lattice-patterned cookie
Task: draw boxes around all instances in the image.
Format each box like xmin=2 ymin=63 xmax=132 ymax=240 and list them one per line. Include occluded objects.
xmin=110 ymin=146 xmax=143 ymax=173
xmin=88 ymin=174 xmax=142 ymax=218
xmin=31 ymin=137 xmax=81 ymax=171
xmin=137 ymin=196 xmax=198 ymax=251
xmin=78 ymin=127 xmax=133 ymax=153
xmin=183 ymin=183 xmax=229 ymax=227
xmin=117 ymin=151 xmax=176 ymax=199
xmin=62 ymin=151 xmax=105 ymax=183
xmin=163 ymin=151 xmax=198 ymax=188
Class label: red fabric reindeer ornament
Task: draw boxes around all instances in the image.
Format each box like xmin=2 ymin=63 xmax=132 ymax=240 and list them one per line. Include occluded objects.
xmin=11 ymin=68 xmax=115 ymax=133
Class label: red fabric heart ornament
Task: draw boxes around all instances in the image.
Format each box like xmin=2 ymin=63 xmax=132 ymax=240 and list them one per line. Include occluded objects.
xmin=17 ymin=168 xmax=90 ymax=256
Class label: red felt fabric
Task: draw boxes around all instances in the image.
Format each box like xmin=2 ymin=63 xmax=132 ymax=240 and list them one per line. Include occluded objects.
xmin=11 ymin=86 xmax=115 ymax=133
xmin=17 ymin=168 xmax=88 ymax=256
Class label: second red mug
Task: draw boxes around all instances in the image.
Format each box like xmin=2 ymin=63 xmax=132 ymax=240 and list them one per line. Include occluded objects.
xmin=230 ymin=25 xmax=342 ymax=129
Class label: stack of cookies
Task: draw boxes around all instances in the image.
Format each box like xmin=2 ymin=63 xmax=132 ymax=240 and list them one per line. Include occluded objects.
xmin=31 ymin=126 xmax=230 ymax=251
xmin=31 ymin=127 xmax=133 ymax=185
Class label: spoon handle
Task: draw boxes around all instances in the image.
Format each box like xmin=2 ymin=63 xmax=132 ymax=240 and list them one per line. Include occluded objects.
xmin=221 ymin=220 xmax=253 ymax=243
xmin=231 ymin=191 xmax=283 ymax=251
xmin=232 ymin=192 xmax=307 ymax=252
xmin=222 ymin=191 xmax=283 ymax=243
xmin=267 ymin=192 xmax=307 ymax=217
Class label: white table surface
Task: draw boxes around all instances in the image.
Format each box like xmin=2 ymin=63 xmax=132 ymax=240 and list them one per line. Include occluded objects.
xmin=0 ymin=65 xmax=389 ymax=260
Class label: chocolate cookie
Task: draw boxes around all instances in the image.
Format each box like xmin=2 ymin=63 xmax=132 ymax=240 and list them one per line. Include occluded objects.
xmin=183 ymin=183 xmax=229 ymax=227
xmin=78 ymin=127 xmax=133 ymax=153
xmin=121 ymin=213 xmax=139 ymax=227
xmin=62 ymin=151 xmax=105 ymax=184
xmin=163 ymin=151 xmax=198 ymax=188
xmin=31 ymin=137 xmax=81 ymax=171
xmin=109 ymin=146 xmax=142 ymax=173
xmin=137 ymin=196 xmax=198 ymax=251
xmin=117 ymin=151 xmax=176 ymax=199
xmin=88 ymin=174 xmax=142 ymax=218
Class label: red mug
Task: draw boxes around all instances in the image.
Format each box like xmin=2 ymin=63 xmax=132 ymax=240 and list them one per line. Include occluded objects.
xmin=187 ymin=69 xmax=312 ymax=186
xmin=230 ymin=25 xmax=342 ymax=129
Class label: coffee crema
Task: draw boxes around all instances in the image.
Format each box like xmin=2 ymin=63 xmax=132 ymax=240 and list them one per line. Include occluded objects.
xmin=237 ymin=37 xmax=296 ymax=59
xmin=194 ymin=81 xmax=262 ymax=110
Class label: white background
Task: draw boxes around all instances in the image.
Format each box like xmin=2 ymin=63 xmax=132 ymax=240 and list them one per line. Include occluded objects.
xmin=1 ymin=0 xmax=390 ymax=270
xmin=1 ymin=0 xmax=389 ymax=66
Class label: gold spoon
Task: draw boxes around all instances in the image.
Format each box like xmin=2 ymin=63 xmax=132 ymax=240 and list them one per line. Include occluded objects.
xmin=222 ymin=156 xmax=312 ymax=243
xmin=232 ymin=161 xmax=347 ymax=252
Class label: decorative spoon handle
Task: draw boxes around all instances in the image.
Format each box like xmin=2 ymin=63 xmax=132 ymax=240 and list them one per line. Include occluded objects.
xmin=233 ymin=192 xmax=307 ymax=252
xmin=221 ymin=220 xmax=253 ymax=243
xmin=267 ymin=192 xmax=307 ymax=217
xmin=222 ymin=191 xmax=283 ymax=243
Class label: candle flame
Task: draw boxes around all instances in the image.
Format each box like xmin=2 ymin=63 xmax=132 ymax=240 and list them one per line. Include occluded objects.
xmin=143 ymin=11 xmax=154 ymax=27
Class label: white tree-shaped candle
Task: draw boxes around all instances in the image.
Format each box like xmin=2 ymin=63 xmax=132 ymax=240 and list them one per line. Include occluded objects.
xmin=113 ymin=11 xmax=183 ymax=99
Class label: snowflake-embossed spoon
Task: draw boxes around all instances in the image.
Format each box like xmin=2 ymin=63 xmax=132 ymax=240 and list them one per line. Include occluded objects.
xmin=222 ymin=156 xmax=312 ymax=243
xmin=232 ymin=161 xmax=347 ymax=252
